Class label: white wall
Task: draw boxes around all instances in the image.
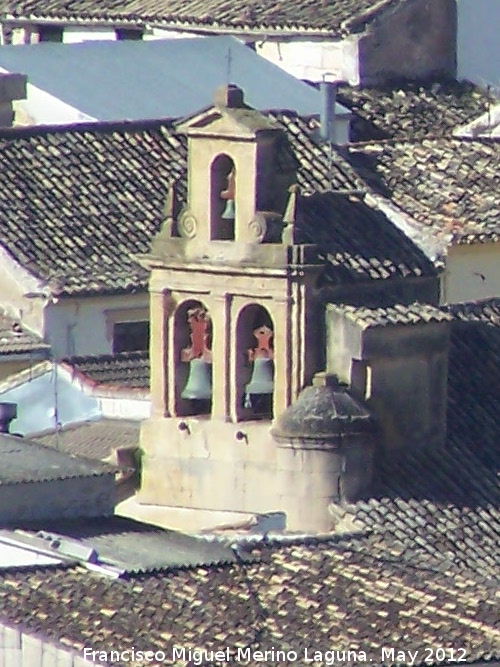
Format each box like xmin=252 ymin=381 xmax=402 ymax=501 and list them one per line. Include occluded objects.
xmin=44 ymin=292 xmax=149 ymax=358
xmin=13 ymin=80 xmax=96 ymax=125
xmin=0 ymin=363 xmax=149 ymax=434
xmin=0 ymin=243 xmax=48 ymax=336
xmin=257 ymin=37 xmax=360 ymax=85
xmin=442 ymin=241 xmax=500 ymax=304
xmin=457 ymin=0 xmax=500 ymax=88
xmin=0 ymin=366 xmax=101 ymax=433
xmin=63 ymin=26 xmax=116 ymax=43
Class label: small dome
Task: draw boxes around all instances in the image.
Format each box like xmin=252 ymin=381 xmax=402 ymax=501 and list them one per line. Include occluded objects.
xmin=271 ymin=375 xmax=373 ymax=446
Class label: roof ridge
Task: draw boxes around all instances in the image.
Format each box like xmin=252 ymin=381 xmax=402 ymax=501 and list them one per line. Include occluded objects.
xmin=343 ymin=0 xmax=403 ymax=31
xmin=63 ymin=350 xmax=149 ymax=364
xmin=0 ymin=117 xmax=177 ymax=139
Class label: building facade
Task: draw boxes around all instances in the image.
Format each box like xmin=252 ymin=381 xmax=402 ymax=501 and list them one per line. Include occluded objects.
xmin=138 ymin=86 xmax=378 ymax=530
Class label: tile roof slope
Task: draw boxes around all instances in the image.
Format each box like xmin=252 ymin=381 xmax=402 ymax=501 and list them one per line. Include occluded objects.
xmin=339 ymin=298 xmax=500 ymax=585
xmin=0 ymin=119 xmax=186 ymax=297
xmin=0 ymin=113 xmax=431 ymax=296
xmin=62 ymin=351 xmax=150 ymax=389
xmin=32 ymin=418 xmax=141 ymax=460
xmin=0 ymin=432 xmax=115 ymax=485
xmin=445 ymin=298 xmax=500 ymax=471
xmin=4 ymin=0 xmax=407 ymax=34
xmin=14 ymin=516 xmax=242 ymax=572
xmin=338 ymin=79 xmax=497 ymax=141
xmin=327 ymin=301 xmax=451 ymax=327
xmin=296 ymin=192 xmax=435 ymax=283
xmin=0 ymin=309 xmax=49 ymax=355
xmin=0 ymin=540 xmax=498 ymax=665
xmin=346 ymin=137 xmax=500 ymax=246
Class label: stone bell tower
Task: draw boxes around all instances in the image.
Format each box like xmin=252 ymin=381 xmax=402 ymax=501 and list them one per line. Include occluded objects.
xmin=138 ymin=85 xmax=334 ymax=529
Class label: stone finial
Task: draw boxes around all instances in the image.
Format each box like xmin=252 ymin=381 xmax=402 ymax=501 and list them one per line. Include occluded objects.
xmin=282 ymin=184 xmax=299 ymax=245
xmin=214 ymin=84 xmax=245 ymax=109
xmin=161 ymin=182 xmax=177 ymax=236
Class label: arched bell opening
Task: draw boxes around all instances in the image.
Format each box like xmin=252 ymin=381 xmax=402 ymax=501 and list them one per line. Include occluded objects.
xmin=210 ymin=153 xmax=236 ymax=241
xmin=235 ymin=303 xmax=274 ymax=421
xmin=174 ymin=299 xmax=212 ymax=417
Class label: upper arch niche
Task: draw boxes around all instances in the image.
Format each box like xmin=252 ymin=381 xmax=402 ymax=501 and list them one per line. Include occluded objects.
xmin=235 ymin=303 xmax=275 ymax=421
xmin=210 ymin=154 xmax=236 ymax=240
xmin=174 ymin=299 xmax=212 ymax=417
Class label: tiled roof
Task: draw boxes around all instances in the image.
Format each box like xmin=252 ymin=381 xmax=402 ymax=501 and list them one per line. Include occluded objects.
xmin=0 ymin=432 xmax=116 ymax=485
xmin=3 ymin=0 xmax=408 ymax=35
xmin=62 ymin=351 xmax=150 ymax=389
xmin=347 ymin=137 xmax=500 ymax=247
xmin=445 ymin=298 xmax=500 ymax=471
xmin=297 ymin=192 xmax=435 ymax=283
xmin=333 ymin=298 xmax=500 ymax=586
xmin=447 ymin=297 xmax=500 ymax=325
xmin=0 ymin=317 xmax=498 ymax=662
xmin=338 ymin=79 xmax=496 ymax=141
xmin=272 ymin=111 xmax=367 ymax=195
xmin=0 ymin=113 xmax=431 ymax=296
xmin=10 ymin=516 xmax=242 ymax=573
xmin=0 ymin=119 xmax=185 ymax=297
xmin=0 ymin=309 xmax=49 ymax=356
xmin=0 ymin=537 xmax=498 ymax=664
xmin=31 ymin=418 xmax=141 ymax=461
xmin=328 ymin=301 xmax=451 ymax=328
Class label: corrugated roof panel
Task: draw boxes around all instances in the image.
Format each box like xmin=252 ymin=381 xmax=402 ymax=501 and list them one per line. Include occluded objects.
xmin=0 ymin=36 xmax=347 ymax=121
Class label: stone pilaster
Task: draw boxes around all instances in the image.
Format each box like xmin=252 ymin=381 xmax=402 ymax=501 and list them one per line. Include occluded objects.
xmin=149 ymin=288 xmax=172 ymax=417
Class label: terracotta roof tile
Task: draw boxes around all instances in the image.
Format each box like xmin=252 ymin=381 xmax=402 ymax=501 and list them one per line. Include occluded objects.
xmin=346 ymin=137 xmax=500 ymax=246
xmin=0 ymin=114 xmax=431 ymax=296
xmin=31 ymin=418 xmax=141 ymax=460
xmin=4 ymin=0 xmax=408 ymax=34
xmin=445 ymin=298 xmax=500 ymax=471
xmin=0 ymin=432 xmax=116 ymax=485
xmin=0 ymin=119 xmax=185 ymax=297
xmin=62 ymin=351 xmax=149 ymax=389
xmin=338 ymin=80 xmax=496 ymax=141
xmin=0 ymin=309 xmax=49 ymax=355
xmin=297 ymin=193 xmax=435 ymax=282
xmin=328 ymin=301 xmax=451 ymax=328
xmin=0 ymin=541 xmax=497 ymax=664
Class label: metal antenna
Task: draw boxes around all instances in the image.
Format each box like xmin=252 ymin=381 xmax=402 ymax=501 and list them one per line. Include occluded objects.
xmin=51 ymin=358 xmax=62 ymax=450
xmin=226 ymin=46 xmax=232 ymax=84
xmin=487 ymin=84 xmax=492 ymax=131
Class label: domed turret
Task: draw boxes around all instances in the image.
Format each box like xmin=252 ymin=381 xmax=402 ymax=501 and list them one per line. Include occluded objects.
xmin=271 ymin=374 xmax=376 ymax=523
xmin=271 ymin=373 xmax=373 ymax=447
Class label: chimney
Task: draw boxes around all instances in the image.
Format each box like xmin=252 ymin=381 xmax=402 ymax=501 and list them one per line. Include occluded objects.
xmin=0 ymin=72 xmax=27 ymax=127
xmin=214 ymin=84 xmax=245 ymax=109
xmin=0 ymin=402 xmax=17 ymax=433
xmin=320 ymin=80 xmax=338 ymax=143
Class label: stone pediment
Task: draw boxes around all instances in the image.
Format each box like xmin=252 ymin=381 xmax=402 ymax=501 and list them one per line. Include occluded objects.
xmin=177 ymin=86 xmax=280 ymax=139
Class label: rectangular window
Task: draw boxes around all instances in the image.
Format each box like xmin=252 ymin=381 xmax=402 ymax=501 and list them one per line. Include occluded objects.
xmin=115 ymin=28 xmax=143 ymax=40
xmin=113 ymin=321 xmax=149 ymax=353
xmin=38 ymin=25 xmax=63 ymax=42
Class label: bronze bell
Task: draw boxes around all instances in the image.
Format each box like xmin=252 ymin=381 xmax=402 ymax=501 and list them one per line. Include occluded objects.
xmin=221 ymin=199 xmax=235 ymax=220
xmin=181 ymin=358 xmax=212 ymax=400
xmin=245 ymin=358 xmax=274 ymax=396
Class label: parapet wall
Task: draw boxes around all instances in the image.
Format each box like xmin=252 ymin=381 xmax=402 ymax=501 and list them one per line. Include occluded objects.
xmin=139 ymin=416 xmax=370 ymax=532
